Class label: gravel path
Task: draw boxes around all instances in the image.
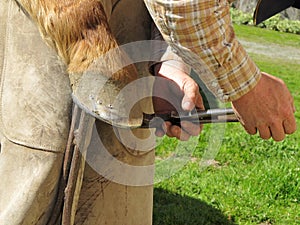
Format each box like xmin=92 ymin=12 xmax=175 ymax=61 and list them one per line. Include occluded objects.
xmin=238 ymin=39 xmax=300 ymax=63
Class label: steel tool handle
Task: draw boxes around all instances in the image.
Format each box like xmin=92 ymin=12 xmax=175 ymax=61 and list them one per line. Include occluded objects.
xmin=141 ymin=108 xmax=238 ymax=128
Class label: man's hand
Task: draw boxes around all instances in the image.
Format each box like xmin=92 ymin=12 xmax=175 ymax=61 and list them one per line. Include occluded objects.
xmin=153 ymin=63 xmax=204 ymax=141
xmin=231 ymin=72 xmax=297 ymax=141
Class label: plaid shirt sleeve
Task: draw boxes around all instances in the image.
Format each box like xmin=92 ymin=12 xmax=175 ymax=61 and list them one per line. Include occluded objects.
xmin=149 ymin=23 xmax=191 ymax=75
xmin=144 ymin=0 xmax=261 ymax=102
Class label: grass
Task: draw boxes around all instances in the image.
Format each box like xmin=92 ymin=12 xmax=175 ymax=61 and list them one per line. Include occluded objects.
xmin=153 ymin=25 xmax=300 ymax=225
xmin=233 ymin=24 xmax=300 ymax=49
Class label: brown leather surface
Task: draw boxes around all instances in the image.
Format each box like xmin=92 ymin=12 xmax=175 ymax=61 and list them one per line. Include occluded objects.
xmin=0 ymin=0 xmax=72 ymax=152
xmin=0 ymin=137 xmax=63 ymax=225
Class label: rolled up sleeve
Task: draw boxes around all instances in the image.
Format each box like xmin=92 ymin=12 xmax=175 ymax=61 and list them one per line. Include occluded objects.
xmin=149 ymin=23 xmax=191 ymax=75
xmin=144 ymin=0 xmax=261 ymax=102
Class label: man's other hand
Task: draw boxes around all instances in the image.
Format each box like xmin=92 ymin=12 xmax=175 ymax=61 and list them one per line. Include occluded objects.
xmin=232 ymin=72 xmax=297 ymax=141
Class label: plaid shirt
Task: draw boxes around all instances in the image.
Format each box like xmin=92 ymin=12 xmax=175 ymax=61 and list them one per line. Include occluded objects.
xmin=144 ymin=0 xmax=261 ymax=102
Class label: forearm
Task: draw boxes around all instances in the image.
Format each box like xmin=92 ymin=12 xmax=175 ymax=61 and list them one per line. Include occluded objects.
xmin=144 ymin=0 xmax=261 ymax=102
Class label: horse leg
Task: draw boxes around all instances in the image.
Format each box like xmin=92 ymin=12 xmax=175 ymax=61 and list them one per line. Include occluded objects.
xmin=74 ymin=1 xmax=156 ymax=225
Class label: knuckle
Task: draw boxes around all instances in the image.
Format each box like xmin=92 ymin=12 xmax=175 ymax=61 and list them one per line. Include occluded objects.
xmin=281 ymin=107 xmax=293 ymax=119
xmin=269 ymin=120 xmax=280 ymax=129
xmin=183 ymin=78 xmax=198 ymax=92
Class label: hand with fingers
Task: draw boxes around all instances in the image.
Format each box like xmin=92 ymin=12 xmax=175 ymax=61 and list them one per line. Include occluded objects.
xmin=231 ymin=72 xmax=297 ymax=141
xmin=152 ymin=62 xmax=204 ymax=141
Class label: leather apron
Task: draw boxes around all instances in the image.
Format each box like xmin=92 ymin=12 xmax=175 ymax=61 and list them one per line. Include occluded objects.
xmin=0 ymin=0 xmax=72 ymax=152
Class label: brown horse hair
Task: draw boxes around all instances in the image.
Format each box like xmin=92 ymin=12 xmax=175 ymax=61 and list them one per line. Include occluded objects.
xmin=15 ymin=0 xmax=137 ymax=82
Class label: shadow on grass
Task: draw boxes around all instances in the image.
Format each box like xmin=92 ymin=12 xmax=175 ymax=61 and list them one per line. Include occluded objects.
xmin=153 ymin=188 xmax=237 ymax=225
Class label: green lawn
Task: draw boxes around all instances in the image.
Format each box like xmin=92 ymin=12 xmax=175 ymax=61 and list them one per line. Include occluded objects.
xmin=233 ymin=24 xmax=300 ymax=49
xmin=153 ymin=25 xmax=300 ymax=225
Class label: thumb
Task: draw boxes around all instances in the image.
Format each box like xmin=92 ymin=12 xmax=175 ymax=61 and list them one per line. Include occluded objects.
xmin=181 ymin=78 xmax=204 ymax=111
